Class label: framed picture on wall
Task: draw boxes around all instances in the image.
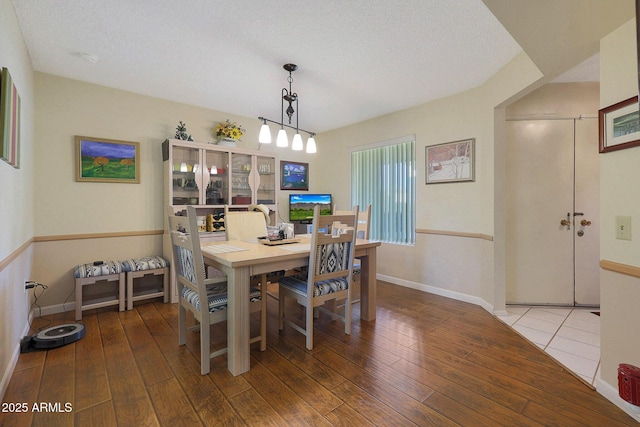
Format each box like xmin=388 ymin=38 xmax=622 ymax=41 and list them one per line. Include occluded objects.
xmin=0 ymin=67 xmax=21 ymax=168
xmin=598 ymin=96 xmax=640 ymax=153
xmin=280 ymin=160 xmax=308 ymax=190
xmin=425 ymin=138 xmax=475 ymax=184
xmin=75 ymin=136 xmax=140 ymax=183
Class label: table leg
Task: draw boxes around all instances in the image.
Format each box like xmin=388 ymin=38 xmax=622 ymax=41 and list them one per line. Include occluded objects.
xmin=359 ymin=248 xmax=377 ymax=321
xmin=226 ymin=265 xmax=251 ymax=376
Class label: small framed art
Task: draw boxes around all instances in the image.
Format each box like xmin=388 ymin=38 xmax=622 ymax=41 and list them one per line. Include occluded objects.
xmin=75 ymin=136 xmax=140 ymax=183
xmin=599 ymin=96 xmax=640 ymax=153
xmin=280 ymin=160 xmax=308 ymax=190
xmin=425 ymin=138 xmax=475 ymax=184
xmin=0 ymin=67 xmax=21 ymax=168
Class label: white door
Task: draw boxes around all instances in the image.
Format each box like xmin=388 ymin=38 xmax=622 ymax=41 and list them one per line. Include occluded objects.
xmin=505 ymin=118 xmax=600 ymax=306
xmin=574 ymin=118 xmax=600 ymax=305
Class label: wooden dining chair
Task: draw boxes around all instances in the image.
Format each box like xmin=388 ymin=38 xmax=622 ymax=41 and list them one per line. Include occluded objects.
xmin=335 ymin=204 xmax=371 ymax=240
xmin=224 ymin=205 xmax=269 ymax=241
xmin=167 ymin=206 xmax=266 ymax=374
xmin=333 ymin=204 xmax=371 ymax=304
xmin=277 ymin=205 xmax=358 ymax=350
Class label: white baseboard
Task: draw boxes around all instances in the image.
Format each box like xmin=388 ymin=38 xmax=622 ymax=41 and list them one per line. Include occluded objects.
xmin=0 ymin=313 xmax=36 ymax=401
xmin=376 ymin=274 xmax=495 ymax=314
xmin=0 ymin=339 xmax=22 ymax=402
xmin=31 ymin=301 xmax=76 ymax=317
xmin=596 ymin=378 xmax=640 ymax=423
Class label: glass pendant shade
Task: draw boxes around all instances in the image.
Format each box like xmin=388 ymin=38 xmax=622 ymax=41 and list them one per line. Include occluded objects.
xmin=259 ymin=123 xmax=272 ymax=144
xmin=306 ymin=136 xmax=317 ymax=153
xmin=277 ymin=128 xmax=288 ymax=147
xmin=292 ymin=133 xmax=303 ymax=151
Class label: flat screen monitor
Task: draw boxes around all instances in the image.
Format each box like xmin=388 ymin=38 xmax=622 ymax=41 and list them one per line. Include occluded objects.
xmin=289 ymin=193 xmax=332 ymax=222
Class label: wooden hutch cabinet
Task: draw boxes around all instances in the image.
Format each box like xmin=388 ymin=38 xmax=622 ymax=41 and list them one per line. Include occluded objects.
xmin=162 ymin=138 xmax=278 ymax=301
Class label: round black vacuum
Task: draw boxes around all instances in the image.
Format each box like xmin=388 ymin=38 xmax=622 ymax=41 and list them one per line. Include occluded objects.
xmin=20 ymin=323 xmax=86 ymax=352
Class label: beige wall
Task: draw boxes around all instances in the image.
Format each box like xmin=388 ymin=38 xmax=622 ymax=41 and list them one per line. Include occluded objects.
xmin=598 ymin=18 xmax=640 ymax=395
xmin=31 ymin=72 xmax=328 ymax=305
xmin=34 ymin=73 xmax=269 ymax=235
xmin=0 ymin=0 xmax=35 ymax=399
xmin=318 ymin=52 xmax=542 ymax=310
xmin=33 ymin=70 xmax=320 ymax=230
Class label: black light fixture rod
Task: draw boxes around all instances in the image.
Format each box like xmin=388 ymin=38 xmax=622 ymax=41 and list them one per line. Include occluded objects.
xmin=258 ymin=116 xmax=316 ymax=137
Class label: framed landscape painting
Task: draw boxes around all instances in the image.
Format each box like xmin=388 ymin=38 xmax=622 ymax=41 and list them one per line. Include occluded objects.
xmin=598 ymin=96 xmax=640 ymax=153
xmin=0 ymin=67 xmax=21 ymax=168
xmin=425 ymin=138 xmax=475 ymax=184
xmin=280 ymin=160 xmax=308 ymax=190
xmin=75 ymin=136 xmax=140 ymax=183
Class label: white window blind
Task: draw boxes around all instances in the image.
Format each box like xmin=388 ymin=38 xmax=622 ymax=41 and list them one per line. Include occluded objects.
xmin=351 ymin=139 xmax=415 ymax=245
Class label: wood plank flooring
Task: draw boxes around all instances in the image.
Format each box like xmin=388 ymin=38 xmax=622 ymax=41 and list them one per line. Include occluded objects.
xmin=2 ymin=281 xmax=637 ymax=426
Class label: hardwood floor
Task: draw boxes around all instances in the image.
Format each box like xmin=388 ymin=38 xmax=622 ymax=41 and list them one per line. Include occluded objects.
xmin=2 ymin=281 xmax=637 ymax=426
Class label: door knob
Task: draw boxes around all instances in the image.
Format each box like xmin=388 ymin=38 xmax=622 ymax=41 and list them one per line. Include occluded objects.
xmin=580 ymin=219 xmax=592 ymax=226
xmin=560 ymin=219 xmax=571 ymax=226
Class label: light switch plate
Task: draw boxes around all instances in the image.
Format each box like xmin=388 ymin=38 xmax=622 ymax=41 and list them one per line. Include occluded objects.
xmin=616 ymin=216 xmax=632 ymax=240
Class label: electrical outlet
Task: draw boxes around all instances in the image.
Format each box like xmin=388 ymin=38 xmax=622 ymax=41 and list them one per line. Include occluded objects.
xmin=24 ymin=281 xmax=37 ymax=293
xmin=616 ymin=216 xmax=632 ymax=241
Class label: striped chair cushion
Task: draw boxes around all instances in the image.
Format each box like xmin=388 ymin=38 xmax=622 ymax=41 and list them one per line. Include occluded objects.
xmin=181 ymin=286 xmax=262 ymax=313
xmin=121 ymin=256 xmax=169 ymax=272
xmin=279 ymin=275 xmax=349 ymax=297
xmin=74 ymin=260 xmax=123 ymax=278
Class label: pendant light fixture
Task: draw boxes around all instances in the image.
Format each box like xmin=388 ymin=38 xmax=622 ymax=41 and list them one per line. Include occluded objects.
xmin=258 ymin=63 xmax=317 ymax=153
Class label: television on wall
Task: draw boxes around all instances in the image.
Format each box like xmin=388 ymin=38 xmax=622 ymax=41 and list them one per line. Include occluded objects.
xmin=289 ymin=193 xmax=332 ymax=222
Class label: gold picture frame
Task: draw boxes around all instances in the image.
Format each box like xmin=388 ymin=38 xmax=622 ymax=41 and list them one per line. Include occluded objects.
xmin=75 ymin=136 xmax=140 ymax=183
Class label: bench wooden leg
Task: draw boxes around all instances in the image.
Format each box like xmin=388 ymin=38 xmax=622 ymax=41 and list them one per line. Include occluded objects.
xmin=75 ymin=278 xmax=82 ymax=321
xmin=126 ymin=267 xmax=169 ymax=310
xmin=75 ymin=272 xmax=125 ymax=320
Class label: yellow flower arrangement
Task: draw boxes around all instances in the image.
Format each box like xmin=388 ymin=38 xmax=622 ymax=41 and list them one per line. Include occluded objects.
xmin=215 ymin=119 xmax=245 ymax=140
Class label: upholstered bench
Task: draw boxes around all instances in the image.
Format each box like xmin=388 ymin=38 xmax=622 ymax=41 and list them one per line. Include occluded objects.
xmin=74 ymin=260 xmax=125 ymax=320
xmin=121 ymin=256 xmax=170 ymax=310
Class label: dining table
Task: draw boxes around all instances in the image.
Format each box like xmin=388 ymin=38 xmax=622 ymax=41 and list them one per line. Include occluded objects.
xmin=200 ymin=235 xmax=381 ymax=376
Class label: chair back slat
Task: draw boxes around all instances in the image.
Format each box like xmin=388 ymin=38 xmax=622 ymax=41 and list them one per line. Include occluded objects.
xmin=308 ymin=205 xmax=358 ymax=293
xmin=167 ymin=206 xmax=208 ymax=300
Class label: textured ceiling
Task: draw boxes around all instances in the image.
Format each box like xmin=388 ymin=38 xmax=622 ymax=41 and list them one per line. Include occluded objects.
xmin=10 ymin=0 xmax=610 ymax=133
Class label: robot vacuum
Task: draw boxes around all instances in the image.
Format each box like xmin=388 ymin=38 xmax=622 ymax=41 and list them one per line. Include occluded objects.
xmin=20 ymin=323 xmax=86 ymax=353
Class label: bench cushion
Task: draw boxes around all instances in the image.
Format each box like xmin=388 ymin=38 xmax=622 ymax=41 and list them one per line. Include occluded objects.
xmin=121 ymin=256 xmax=169 ymax=272
xmin=74 ymin=261 xmax=123 ymax=278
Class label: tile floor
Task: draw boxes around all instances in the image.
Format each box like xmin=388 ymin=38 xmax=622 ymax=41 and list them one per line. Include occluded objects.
xmin=497 ymin=306 xmax=601 ymax=386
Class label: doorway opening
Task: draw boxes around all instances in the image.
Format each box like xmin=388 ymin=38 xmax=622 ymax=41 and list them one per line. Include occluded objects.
xmin=504 ymin=83 xmax=600 ymax=307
